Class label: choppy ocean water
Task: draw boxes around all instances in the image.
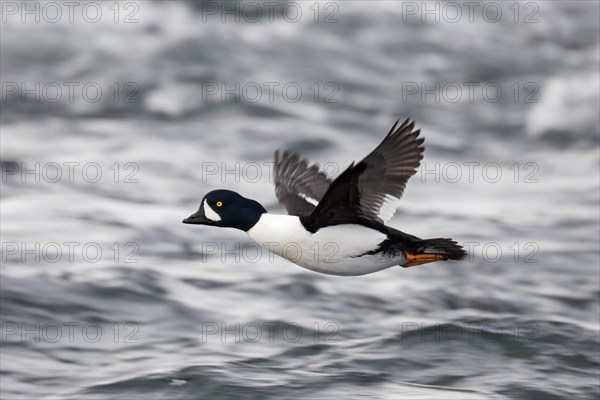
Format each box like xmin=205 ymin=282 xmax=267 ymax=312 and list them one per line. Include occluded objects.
xmin=1 ymin=1 xmax=599 ymax=399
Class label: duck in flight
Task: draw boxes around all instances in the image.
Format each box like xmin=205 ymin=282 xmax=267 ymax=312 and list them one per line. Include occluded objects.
xmin=183 ymin=119 xmax=466 ymax=276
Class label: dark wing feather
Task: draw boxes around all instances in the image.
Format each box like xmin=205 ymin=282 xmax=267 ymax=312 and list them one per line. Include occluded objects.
xmin=300 ymin=119 xmax=424 ymax=232
xmin=273 ymin=150 xmax=332 ymax=216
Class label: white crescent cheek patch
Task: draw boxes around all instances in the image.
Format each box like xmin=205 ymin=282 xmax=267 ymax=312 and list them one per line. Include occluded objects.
xmin=203 ymin=200 xmax=222 ymax=222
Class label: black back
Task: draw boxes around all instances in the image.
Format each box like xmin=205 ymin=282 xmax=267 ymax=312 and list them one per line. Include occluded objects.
xmin=300 ymin=119 xmax=424 ymax=233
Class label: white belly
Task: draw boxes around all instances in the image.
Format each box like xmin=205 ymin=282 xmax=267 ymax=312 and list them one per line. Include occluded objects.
xmin=246 ymin=214 xmax=404 ymax=276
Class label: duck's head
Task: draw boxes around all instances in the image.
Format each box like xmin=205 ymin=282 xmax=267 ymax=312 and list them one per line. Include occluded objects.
xmin=183 ymin=189 xmax=267 ymax=232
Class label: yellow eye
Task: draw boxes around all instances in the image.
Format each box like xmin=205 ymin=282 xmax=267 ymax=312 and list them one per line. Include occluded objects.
xmin=216 ymin=201 xmax=223 ymax=207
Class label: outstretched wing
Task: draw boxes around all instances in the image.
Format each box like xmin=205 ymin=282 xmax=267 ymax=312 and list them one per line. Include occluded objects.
xmin=301 ymin=119 xmax=424 ymax=232
xmin=273 ymin=150 xmax=333 ymax=216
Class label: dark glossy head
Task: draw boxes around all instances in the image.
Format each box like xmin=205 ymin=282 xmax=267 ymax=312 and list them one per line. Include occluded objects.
xmin=182 ymin=190 xmax=267 ymax=232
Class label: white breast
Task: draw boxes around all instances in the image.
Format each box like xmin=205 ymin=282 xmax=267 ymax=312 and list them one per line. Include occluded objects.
xmin=246 ymin=214 xmax=401 ymax=275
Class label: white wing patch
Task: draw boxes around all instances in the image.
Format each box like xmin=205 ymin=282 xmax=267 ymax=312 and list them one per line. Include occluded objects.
xmin=297 ymin=192 xmax=319 ymax=206
xmin=377 ymin=194 xmax=401 ymax=223
xmin=203 ymin=200 xmax=221 ymax=221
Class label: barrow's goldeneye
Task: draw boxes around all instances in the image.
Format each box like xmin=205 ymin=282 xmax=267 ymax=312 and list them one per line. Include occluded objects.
xmin=183 ymin=119 xmax=466 ymax=276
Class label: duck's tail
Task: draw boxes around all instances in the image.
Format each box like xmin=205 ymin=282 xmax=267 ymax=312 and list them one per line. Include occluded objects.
xmin=402 ymin=238 xmax=467 ymax=268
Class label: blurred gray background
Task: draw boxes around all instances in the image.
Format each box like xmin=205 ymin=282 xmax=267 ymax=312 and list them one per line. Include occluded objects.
xmin=1 ymin=1 xmax=599 ymax=399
